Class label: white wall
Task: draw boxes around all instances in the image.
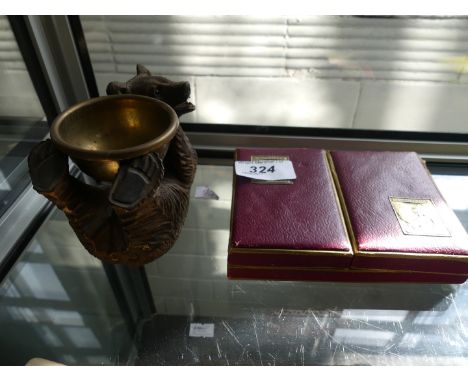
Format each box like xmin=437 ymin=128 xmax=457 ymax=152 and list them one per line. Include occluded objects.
xmin=2 ymin=15 xmax=468 ymax=132
xmin=81 ymin=15 xmax=468 ymax=133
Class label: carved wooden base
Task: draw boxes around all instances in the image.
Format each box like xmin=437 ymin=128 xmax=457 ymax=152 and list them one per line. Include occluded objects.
xmin=28 ymin=66 xmax=197 ymax=265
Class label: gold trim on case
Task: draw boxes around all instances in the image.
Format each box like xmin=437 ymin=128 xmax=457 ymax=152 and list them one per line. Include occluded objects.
xmin=326 ymin=151 xmax=359 ymax=254
xmin=350 ymin=266 xmax=468 ymax=276
xmin=228 ymin=264 xmax=468 ymax=277
xmin=251 ymin=180 xmax=294 ymax=185
xmin=227 ymin=273 xmax=466 ymax=284
xmin=229 ymin=247 xmax=353 ymax=257
xmin=323 ymin=150 xmax=353 ymax=253
xmin=356 ymin=250 xmax=468 ymax=262
xmin=251 ymin=155 xmax=290 ymax=160
xmin=227 ymin=150 xmax=238 ymax=259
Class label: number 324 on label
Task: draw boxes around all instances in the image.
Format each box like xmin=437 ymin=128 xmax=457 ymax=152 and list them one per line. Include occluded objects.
xmin=234 ymin=160 xmax=296 ymax=181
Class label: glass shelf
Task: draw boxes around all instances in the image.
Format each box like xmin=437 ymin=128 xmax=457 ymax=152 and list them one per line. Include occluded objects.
xmin=1 ymin=163 xmax=468 ymax=365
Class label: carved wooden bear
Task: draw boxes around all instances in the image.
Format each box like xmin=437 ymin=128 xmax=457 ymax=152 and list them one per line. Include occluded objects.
xmin=28 ymin=65 xmax=197 ymax=265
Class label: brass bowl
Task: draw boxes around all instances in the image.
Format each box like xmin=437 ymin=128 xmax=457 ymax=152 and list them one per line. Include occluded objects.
xmin=51 ymin=94 xmax=179 ymax=182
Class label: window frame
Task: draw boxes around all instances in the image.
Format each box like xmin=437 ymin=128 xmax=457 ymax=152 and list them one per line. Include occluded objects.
xmin=1 ymin=16 xmax=155 ymax=349
xmin=73 ymin=15 xmax=468 ymax=163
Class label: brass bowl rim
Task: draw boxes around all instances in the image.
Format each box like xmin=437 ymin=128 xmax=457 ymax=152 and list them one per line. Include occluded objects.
xmin=50 ymin=94 xmax=179 ymax=161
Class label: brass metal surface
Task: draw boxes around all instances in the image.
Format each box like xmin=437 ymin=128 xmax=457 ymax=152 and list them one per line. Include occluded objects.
xmin=51 ymin=94 xmax=178 ymax=181
xmin=29 ymin=66 xmax=197 ymax=265
xmin=389 ymin=196 xmax=451 ymax=237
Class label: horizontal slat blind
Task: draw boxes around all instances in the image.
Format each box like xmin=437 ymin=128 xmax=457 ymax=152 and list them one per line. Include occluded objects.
xmin=0 ymin=16 xmax=27 ymax=71
xmin=81 ymin=15 xmax=468 ymax=82
xmin=0 ymin=16 xmax=44 ymax=118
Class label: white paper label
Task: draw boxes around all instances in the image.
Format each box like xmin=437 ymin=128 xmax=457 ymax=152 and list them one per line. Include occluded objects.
xmin=189 ymin=323 xmax=214 ymax=338
xmin=234 ymin=160 xmax=296 ymax=181
xmin=194 ymin=186 xmax=219 ymax=200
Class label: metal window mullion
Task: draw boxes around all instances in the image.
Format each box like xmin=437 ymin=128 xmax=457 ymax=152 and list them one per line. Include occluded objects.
xmin=5 ymin=16 xmax=156 ymax=351
xmin=185 ymin=131 xmax=468 ymax=163
xmin=23 ymin=15 xmax=90 ymax=112
xmin=7 ymin=16 xmax=59 ymax=124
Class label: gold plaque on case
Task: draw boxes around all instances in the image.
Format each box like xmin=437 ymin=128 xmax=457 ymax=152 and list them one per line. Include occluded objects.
xmin=390 ymin=197 xmax=451 ymax=237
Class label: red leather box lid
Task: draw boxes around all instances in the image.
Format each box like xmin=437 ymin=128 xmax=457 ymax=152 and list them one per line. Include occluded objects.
xmin=230 ymin=148 xmax=352 ymax=253
xmin=330 ymin=150 xmax=468 ymax=258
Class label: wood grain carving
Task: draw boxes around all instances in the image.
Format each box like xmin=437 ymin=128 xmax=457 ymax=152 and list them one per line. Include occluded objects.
xmin=28 ymin=65 xmax=197 ymax=265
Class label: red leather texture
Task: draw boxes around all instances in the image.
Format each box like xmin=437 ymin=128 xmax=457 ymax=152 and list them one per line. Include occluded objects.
xmin=350 ymin=255 xmax=468 ymax=274
xmin=228 ymin=266 xmax=467 ymax=284
xmin=330 ymin=150 xmax=468 ymax=273
xmin=228 ymin=252 xmax=352 ymax=268
xmin=231 ymin=148 xmax=352 ymax=252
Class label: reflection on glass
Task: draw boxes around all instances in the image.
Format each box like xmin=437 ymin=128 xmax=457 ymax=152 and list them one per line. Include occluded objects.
xmin=6 ymin=306 xmax=39 ymax=323
xmin=0 ymin=209 xmax=133 ymax=365
xmin=341 ymin=309 xmax=408 ymax=323
xmin=333 ymin=328 xmax=396 ymax=348
xmin=135 ymin=165 xmax=468 ymax=365
xmin=432 ymin=175 xmax=468 ymax=212
xmin=63 ymin=327 xmax=101 ymax=349
xmin=44 ymin=309 xmax=85 ymax=326
xmin=34 ymin=325 xmax=64 ymax=348
xmin=14 ymin=263 xmax=71 ymax=301
xmin=0 ymin=16 xmax=48 ymax=215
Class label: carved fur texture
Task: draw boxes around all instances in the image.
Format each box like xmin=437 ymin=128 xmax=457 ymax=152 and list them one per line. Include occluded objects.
xmin=28 ymin=65 xmax=197 ymax=265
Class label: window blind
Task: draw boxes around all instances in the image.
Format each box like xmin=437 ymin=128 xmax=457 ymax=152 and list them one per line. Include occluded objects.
xmin=81 ymin=15 xmax=468 ymax=82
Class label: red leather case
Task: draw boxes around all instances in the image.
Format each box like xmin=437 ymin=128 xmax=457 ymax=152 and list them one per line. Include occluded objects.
xmin=228 ymin=148 xmax=468 ymax=283
xmin=329 ymin=150 xmax=468 ymax=276
xmin=228 ymin=148 xmax=353 ymax=269
xmin=228 ymin=266 xmax=467 ymax=284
